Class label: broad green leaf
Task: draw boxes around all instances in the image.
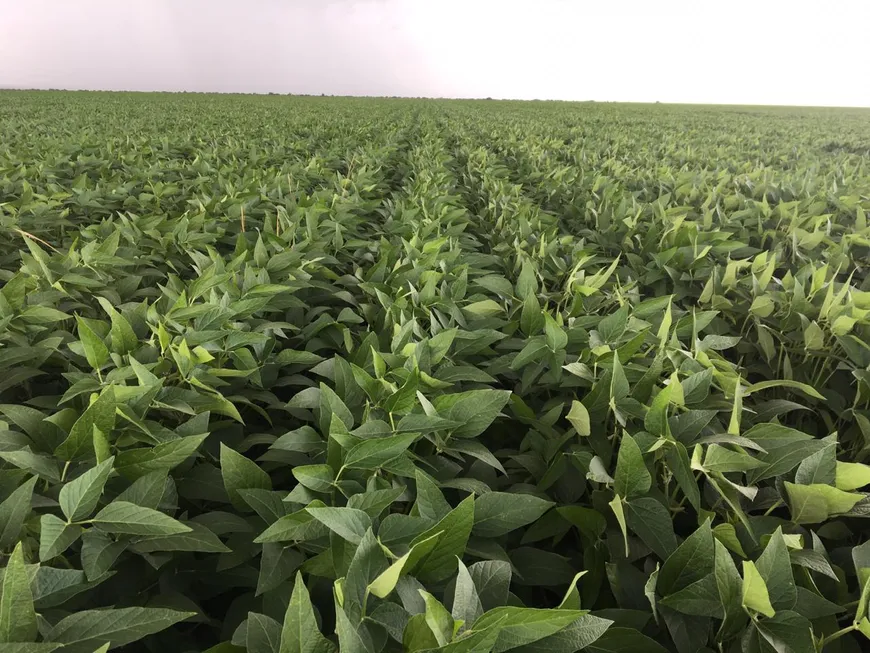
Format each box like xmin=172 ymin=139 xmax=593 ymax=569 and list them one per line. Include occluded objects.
xmin=835 ymin=461 xmax=870 ymax=490
xmin=344 ymin=432 xmax=418 ymax=470
xmin=413 ymin=495 xmax=474 ymax=582
xmin=658 ymin=574 xmax=722 ymax=617
xmin=39 ymin=514 xmax=82 ymax=561
xmin=755 ymin=610 xmax=814 ymax=653
xmin=513 ymin=613 xmax=611 ymax=653
xmin=403 ymin=613 xmax=439 ymax=653
xmin=625 ymin=498 xmax=677 ymax=560
xmin=744 ymin=379 xmax=826 ymax=401
xmin=292 ymin=465 xmax=334 ymax=493
xmin=609 ymin=496 xmax=629 ymax=557
xmin=220 ymin=443 xmax=272 ymax=510
xmin=56 ymin=387 xmax=116 ymax=461
xmin=613 ymin=434 xmax=650 ymax=500
xmin=452 ymin=558 xmax=484 ymax=630
xmin=279 ymin=572 xmax=335 ymax=653
xmin=702 ymin=444 xmax=762 ymax=474
xmin=45 ymin=607 xmax=194 ymax=652
xmin=255 ymin=505 xmax=329 ymax=543
xmin=755 ymin=529 xmax=796 ymax=610
xmin=306 ymin=507 xmax=371 ymax=545
xmin=76 ymin=316 xmax=110 ymax=371
xmin=132 ymin=522 xmax=230 ymax=553
xmin=469 ymin=560 xmax=512 ymax=611
xmin=0 ymin=476 xmax=37 ymax=550
xmin=472 ymin=607 xmax=585 ymax=653
xmin=442 ymin=390 xmax=512 ymax=439
xmin=368 ymin=532 xmax=442 ymax=598
xmin=0 ymin=543 xmax=37 ymax=643
xmin=59 ymin=457 xmax=114 ymax=522
xmin=472 ymin=492 xmax=554 ymax=537
xmin=785 ymin=482 xmax=862 ymax=524
xmin=420 ymin=590 xmax=453 ymax=646
xmin=115 ymin=434 xmax=208 ymax=480
xmin=566 ymin=401 xmax=590 ymax=436
xmin=742 ymin=561 xmax=775 ymax=618
xmin=81 ymin=530 xmax=126 ymax=581
xmin=657 ymin=520 xmax=713 ymax=596
xmin=246 ymin=612 xmax=282 ymax=653
xmin=91 ymin=501 xmax=191 ymax=536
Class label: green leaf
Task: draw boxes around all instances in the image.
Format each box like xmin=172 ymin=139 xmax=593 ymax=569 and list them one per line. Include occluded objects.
xmin=702 ymin=444 xmax=762 ymax=473
xmin=115 ymin=434 xmax=208 ymax=480
xmin=512 ymin=339 xmax=549 ymax=371
xmin=96 ymin=297 xmax=138 ymax=355
xmin=803 ymin=321 xmax=825 ymax=350
xmin=755 ymin=528 xmax=796 ymax=611
xmin=512 ymin=614 xmax=612 ymax=653
xmin=255 ymin=506 xmax=329 ymax=544
xmin=81 ymin=530 xmax=126 ymax=581
xmin=614 ymin=434 xmax=650 ymax=500
xmin=292 ymin=465 xmax=334 ymax=493
xmin=133 ymin=522 xmax=231 ymax=553
xmin=257 ymin=544 xmax=304 ymax=597
xmin=246 ymin=612 xmax=282 ymax=653
xmin=55 ymin=387 xmax=116 ymax=461
xmin=39 ymin=514 xmax=82 ymax=560
xmin=598 ymin=305 xmax=628 ymax=343
xmin=344 ymin=432 xmax=419 ymax=470
xmin=469 ymin=561 xmax=512 ymax=611
xmin=658 ymin=574 xmax=722 ymax=617
xmin=306 ymin=507 xmax=371 ymax=545
xmin=713 ymin=539 xmax=743 ymax=637
xmin=472 ymin=607 xmax=585 ymax=653
xmin=452 ymin=558 xmax=484 ymax=630
xmin=663 ymin=443 xmax=700 ymax=512
xmin=279 ymin=572 xmax=335 ymax=653
xmin=76 ymin=316 xmax=110 ymax=371
xmin=657 ymin=520 xmax=714 ymax=596
xmin=220 ymin=443 xmax=272 ymax=510
xmin=784 ymin=482 xmax=862 ymax=524
xmin=91 ymin=501 xmax=191 ymax=536
xmin=609 ymin=496 xmax=629 ymax=557
xmin=0 ymin=476 xmax=37 ymax=550
xmin=368 ymin=532 xmax=442 ymax=598
xmin=543 ymin=313 xmax=567 ymax=352
xmin=625 ymin=498 xmax=677 ymax=560
xmin=420 ymin=590 xmax=454 ymax=646
xmin=742 ymin=560 xmax=775 ymax=618
xmin=566 ymin=401 xmax=590 ymax=436
xmin=413 ymin=495 xmax=475 ymax=582
xmin=334 ymin=598 xmax=371 ymax=653
xmin=45 ymin=607 xmax=194 ymax=652
xmin=59 ymin=457 xmax=114 ymax=522
xmin=403 ymin=613 xmax=439 ymax=653
xmin=472 ymin=492 xmax=554 ymax=538
xmin=0 ymin=543 xmax=37 ymax=643
xmin=835 ymin=461 xmax=870 ymax=490
xmin=442 ymin=390 xmax=512 ymax=439
xmin=794 ymin=435 xmax=836 ymax=485
xmin=755 ymin=610 xmax=814 ymax=653
xmin=744 ymin=379 xmax=826 ymax=401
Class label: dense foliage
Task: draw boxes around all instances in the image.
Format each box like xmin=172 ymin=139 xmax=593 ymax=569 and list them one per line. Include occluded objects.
xmin=1 ymin=91 xmax=870 ymax=653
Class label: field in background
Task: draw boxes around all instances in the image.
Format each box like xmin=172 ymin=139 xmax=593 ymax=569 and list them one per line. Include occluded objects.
xmin=1 ymin=91 xmax=870 ymax=652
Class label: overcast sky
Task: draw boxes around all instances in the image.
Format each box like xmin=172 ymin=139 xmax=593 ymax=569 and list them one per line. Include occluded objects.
xmin=2 ymin=0 xmax=868 ymax=106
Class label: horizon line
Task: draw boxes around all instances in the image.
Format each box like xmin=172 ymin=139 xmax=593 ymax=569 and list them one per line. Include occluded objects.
xmin=1 ymin=87 xmax=869 ymax=110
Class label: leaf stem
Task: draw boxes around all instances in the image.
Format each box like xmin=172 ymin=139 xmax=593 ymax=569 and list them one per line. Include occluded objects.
xmin=819 ymin=623 xmax=856 ymax=648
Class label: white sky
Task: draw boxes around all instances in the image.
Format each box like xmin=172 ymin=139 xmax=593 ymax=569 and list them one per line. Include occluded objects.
xmin=1 ymin=0 xmax=868 ymax=106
